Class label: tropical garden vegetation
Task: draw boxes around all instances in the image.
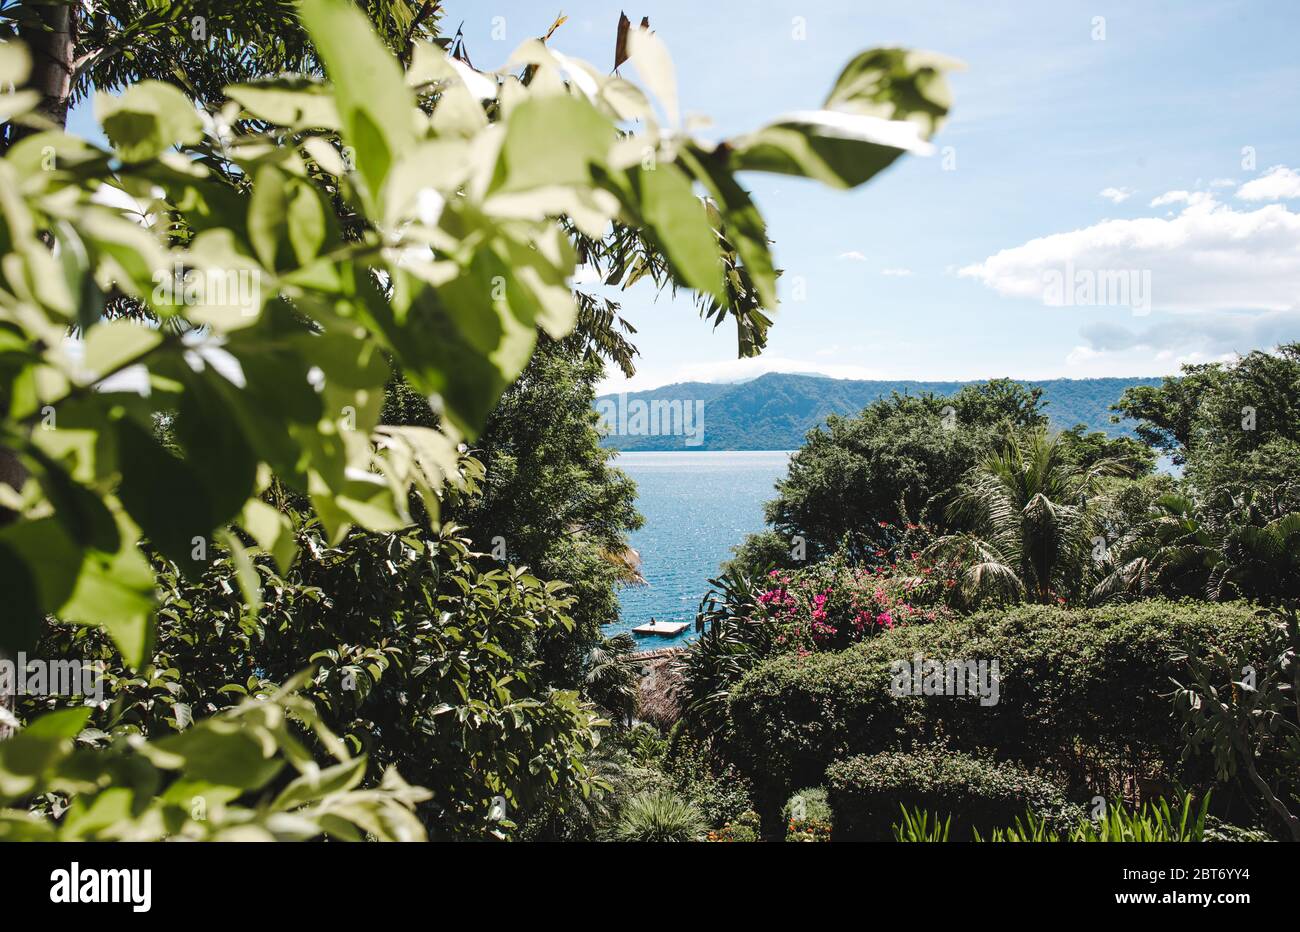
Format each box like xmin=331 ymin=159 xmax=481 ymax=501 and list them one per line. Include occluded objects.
xmin=0 ymin=0 xmax=1292 ymax=845
xmin=0 ymin=0 xmax=962 ymax=839
xmin=649 ymin=345 xmax=1300 ymax=841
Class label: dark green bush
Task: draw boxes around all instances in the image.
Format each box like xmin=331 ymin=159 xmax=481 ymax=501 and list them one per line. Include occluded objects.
xmin=662 ymin=721 xmax=755 ymax=827
xmin=729 ymin=601 xmax=1270 ymax=801
xmin=827 ymin=748 xmax=1081 ymax=841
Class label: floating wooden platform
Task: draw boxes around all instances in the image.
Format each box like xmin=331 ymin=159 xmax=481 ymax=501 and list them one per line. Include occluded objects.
xmin=632 ymin=620 xmax=690 ymax=637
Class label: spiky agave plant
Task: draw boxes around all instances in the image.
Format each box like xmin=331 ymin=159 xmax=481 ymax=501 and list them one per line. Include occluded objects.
xmin=612 ymin=789 xmax=708 ymax=842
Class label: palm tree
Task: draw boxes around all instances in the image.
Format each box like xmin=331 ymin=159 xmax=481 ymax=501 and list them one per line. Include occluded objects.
xmin=1096 ymin=487 xmax=1300 ymax=604
xmin=581 ymin=631 xmax=640 ymax=725
xmin=1091 ymin=492 xmax=1221 ymax=601
xmin=928 ymin=430 xmax=1135 ymax=605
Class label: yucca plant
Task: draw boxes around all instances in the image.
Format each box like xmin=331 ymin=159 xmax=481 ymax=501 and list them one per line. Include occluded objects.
xmin=971 ymin=793 xmax=1211 ymax=842
xmin=892 ymin=805 xmax=951 ymax=842
xmin=1071 ymin=793 xmax=1210 ymax=842
xmin=611 ymin=790 xmax=708 ymax=843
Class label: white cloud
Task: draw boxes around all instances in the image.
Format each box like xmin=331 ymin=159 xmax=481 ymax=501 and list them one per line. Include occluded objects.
xmin=1078 ymin=309 xmax=1300 ymax=356
xmin=837 ymin=250 xmax=868 ymax=261
xmin=1210 ymin=178 xmax=1237 ymax=188
xmin=571 ymin=264 xmax=602 ymax=286
xmin=1149 ymin=189 xmax=1211 ymax=208
xmin=880 ymin=267 xmax=912 ymax=277
xmin=597 ymin=355 xmax=891 ymax=395
xmin=1099 ymin=186 xmax=1134 ymax=204
xmin=959 ymin=192 xmax=1300 ymax=313
xmin=1236 ymin=165 xmax=1300 ymax=202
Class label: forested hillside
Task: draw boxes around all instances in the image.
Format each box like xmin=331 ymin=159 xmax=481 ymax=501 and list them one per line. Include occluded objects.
xmin=597 ymin=372 xmax=1162 ymax=450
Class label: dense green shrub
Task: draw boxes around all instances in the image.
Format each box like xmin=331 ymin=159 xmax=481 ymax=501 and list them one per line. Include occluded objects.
xmin=828 ymin=748 xmax=1080 ymax=841
xmin=783 ymin=786 xmax=833 ymax=823
xmin=729 ymin=601 xmax=1270 ymax=801
xmin=662 ymin=721 xmax=755 ymax=826
xmin=707 ymin=810 xmax=761 ymax=842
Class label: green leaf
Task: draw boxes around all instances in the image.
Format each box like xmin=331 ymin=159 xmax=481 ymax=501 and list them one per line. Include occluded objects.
xmin=679 ymin=145 xmax=778 ymax=313
xmin=176 ymin=367 xmax=259 ymax=527
xmin=0 ymin=542 xmax=45 ymax=657
xmin=59 ymin=517 xmax=157 ymax=668
xmin=626 ymin=26 xmax=679 ymax=126
xmin=272 ymin=755 xmax=367 ymax=810
xmin=25 ymin=447 xmax=119 ymax=552
xmin=113 ymin=415 xmax=212 ymax=578
xmin=248 ymin=164 xmax=290 ymax=271
xmin=497 ymin=95 xmax=614 ymax=193
xmin=226 ymin=78 xmax=341 ymax=131
xmin=634 ymin=163 xmax=724 ymax=301
xmin=240 ymin=499 xmax=298 ymax=573
xmin=96 ymin=81 xmax=203 ymax=164
xmin=0 ymin=39 xmax=32 ymax=86
xmin=78 ymin=319 xmax=162 ymax=384
xmin=150 ymin=727 xmax=282 ymax=790
xmin=219 ymin=530 xmax=263 ymax=619
xmin=0 ymin=519 xmax=81 ymax=653
xmin=727 ymin=112 xmax=932 ymax=189
xmin=22 ymin=707 xmax=94 ymax=739
xmin=298 ymin=0 xmax=416 ymax=212
xmin=493 ymin=226 xmax=580 ymax=338
xmin=824 ymin=48 xmax=959 ymax=137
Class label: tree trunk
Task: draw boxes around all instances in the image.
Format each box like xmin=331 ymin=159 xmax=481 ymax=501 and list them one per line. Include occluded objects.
xmin=22 ymin=1 xmax=76 ymax=127
xmin=2 ymin=2 xmax=75 ymax=155
xmin=0 ymin=5 xmax=80 ymax=739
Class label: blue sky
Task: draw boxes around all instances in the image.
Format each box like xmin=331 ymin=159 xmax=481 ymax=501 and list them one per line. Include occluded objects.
xmin=441 ymin=0 xmax=1300 ymax=391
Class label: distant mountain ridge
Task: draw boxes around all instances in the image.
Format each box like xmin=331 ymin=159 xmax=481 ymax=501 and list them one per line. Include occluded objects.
xmin=595 ymin=372 xmax=1163 ymax=451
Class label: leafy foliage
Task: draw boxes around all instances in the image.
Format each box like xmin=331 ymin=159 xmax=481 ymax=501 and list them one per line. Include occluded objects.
xmin=446 ymin=338 xmax=642 ymax=683
xmin=893 ymin=793 xmax=1211 ymax=842
xmin=728 ymin=601 xmax=1271 ymax=801
xmin=1172 ymin=604 xmax=1300 ymax=841
xmin=0 ymin=0 xmax=953 ymax=666
xmin=1115 ymin=344 xmax=1300 ymax=476
xmin=1095 ymin=488 xmax=1300 ymax=605
xmin=0 ymin=673 xmax=429 ymax=840
xmin=737 ymin=380 xmax=1047 ymax=565
xmin=827 ymin=747 xmax=1080 ymax=842
xmin=0 ymin=3 xmax=957 ymax=840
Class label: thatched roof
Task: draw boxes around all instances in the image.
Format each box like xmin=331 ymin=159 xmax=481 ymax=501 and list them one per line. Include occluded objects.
xmin=633 ymin=647 xmax=684 ymax=728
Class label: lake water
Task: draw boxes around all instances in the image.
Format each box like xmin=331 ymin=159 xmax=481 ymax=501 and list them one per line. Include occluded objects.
xmin=612 ymin=450 xmax=792 ymax=648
